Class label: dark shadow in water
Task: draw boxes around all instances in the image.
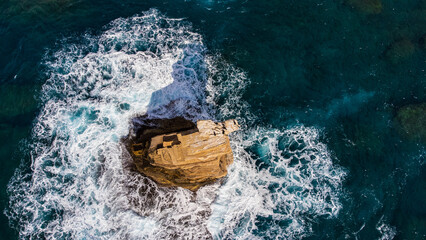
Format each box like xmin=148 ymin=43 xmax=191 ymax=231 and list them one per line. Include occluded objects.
xmin=123 ymin=43 xmax=211 ymax=155
xmin=143 ymin=43 xmax=210 ymax=120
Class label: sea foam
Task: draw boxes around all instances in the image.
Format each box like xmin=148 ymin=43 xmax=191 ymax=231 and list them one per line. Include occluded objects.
xmin=6 ymin=9 xmax=346 ymax=240
xmin=208 ymin=126 xmax=346 ymax=239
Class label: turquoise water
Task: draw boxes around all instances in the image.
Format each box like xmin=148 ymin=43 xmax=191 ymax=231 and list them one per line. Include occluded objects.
xmin=0 ymin=0 xmax=425 ymax=239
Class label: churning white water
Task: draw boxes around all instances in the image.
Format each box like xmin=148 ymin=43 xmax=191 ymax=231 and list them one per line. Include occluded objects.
xmin=6 ymin=9 xmax=346 ymax=240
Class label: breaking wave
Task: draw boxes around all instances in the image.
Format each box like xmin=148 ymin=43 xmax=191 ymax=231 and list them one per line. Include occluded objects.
xmin=6 ymin=9 xmax=346 ymax=240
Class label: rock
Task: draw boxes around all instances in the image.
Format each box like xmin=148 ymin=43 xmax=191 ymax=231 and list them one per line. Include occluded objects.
xmin=394 ymin=103 xmax=426 ymax=143
xmin=127 ymin=117 xmax=240 ymax=191
xmin=346 ymin=0 xmax=383 ymax=14
xmin=384 ymin=39 xmax=416 ymax=64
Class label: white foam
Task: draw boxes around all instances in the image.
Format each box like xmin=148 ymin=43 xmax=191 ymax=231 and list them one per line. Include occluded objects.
xmin=208 ymin=126 xmax=346 ymax=239
xmin=376 ymin=216 xmax=396 ymax=240
xmin=6 ymin=9 xmax=346 ymax=240
xmin=7 ymin=9 xmax=217 ymax=240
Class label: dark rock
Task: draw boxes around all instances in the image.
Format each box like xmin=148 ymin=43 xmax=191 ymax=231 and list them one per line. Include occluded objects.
xmin=384 ymin=39 xmax=416 ymax=64
xmin=394 ymin=103 xmax=426 ymax=143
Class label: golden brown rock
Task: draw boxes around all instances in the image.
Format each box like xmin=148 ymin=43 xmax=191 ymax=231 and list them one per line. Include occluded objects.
xmin=129 ymin=118 xmax=240 ymax=191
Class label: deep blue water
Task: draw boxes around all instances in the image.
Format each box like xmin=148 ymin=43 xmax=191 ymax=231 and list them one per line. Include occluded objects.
xmin=0 ymin=0 xmax=425 ymax=239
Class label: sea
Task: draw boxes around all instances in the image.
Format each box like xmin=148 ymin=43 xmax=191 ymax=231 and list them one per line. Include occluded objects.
xmin=0 ymin=0 xmax=425 ymax=239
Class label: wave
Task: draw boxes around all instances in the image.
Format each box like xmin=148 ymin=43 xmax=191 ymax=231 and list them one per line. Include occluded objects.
xmin=6 ymin=9 xmax=346 ymax=240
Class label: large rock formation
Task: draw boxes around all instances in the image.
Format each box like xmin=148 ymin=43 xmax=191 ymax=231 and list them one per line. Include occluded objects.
xmin=127 ymin=117 xmax=239 ymax=191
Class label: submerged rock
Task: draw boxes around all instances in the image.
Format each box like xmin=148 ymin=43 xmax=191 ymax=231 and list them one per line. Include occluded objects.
xmin=394 ymin=103 xmax=426 ymax=143
xmin=384 ymin=39 xmax=416 ymax=64
xmin=346 ymin=0 xmax=383 ymax=14
xmin=126 ymin=117 xmax=240 ymax=191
